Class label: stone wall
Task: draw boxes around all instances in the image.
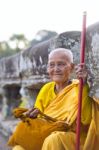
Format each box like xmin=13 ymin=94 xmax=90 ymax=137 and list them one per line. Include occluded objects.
xmin=0 ymin=22 xmax=99 ymax=118
xmin=0 ymin=32 xmax=81 ymax=88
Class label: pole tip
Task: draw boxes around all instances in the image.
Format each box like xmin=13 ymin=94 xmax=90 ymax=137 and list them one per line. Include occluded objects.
xmin=83 ymin=11 xmax=87 ymax=15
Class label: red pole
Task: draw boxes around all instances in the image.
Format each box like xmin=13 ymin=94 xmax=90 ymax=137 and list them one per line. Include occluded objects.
xmin=76 ymin=12 xmax=87 ymax=150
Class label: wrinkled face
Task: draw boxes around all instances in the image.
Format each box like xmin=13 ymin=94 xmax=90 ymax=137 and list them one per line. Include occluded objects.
xmin=47 ymin=51 xmax=74 ymax=84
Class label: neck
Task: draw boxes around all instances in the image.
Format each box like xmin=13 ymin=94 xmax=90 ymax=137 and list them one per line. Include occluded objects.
xmin=55 ymin=80 xmax=71 ymax=94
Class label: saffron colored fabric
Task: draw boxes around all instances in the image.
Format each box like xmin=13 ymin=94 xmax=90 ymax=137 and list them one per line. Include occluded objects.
xmin=8 ymin=80 xmax=99 ymax=150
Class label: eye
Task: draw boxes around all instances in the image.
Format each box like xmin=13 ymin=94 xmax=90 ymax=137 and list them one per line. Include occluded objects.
xmin=58 ymin=62 xmax=66 ymax=67
xmin=48 ymin=63 xmax=55 ymax=68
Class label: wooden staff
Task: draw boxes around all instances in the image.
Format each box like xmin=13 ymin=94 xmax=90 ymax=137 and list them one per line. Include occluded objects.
xmin=76 ymin=12 xmax=87 ymax=150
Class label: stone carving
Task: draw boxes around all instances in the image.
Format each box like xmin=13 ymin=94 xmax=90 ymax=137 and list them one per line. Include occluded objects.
xmin=49 ymin=31 xmax=81 ymax=64
xmin=86 ymin=23 xmax=99 ymax=100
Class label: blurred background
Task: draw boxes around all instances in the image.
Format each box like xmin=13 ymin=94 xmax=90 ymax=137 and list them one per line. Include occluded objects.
xmin=0 ymin=0 xmax=99 ymax=58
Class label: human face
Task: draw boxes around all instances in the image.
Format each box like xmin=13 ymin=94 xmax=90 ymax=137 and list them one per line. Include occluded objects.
xmin=47 ymin=52 xmax=74 ymax=84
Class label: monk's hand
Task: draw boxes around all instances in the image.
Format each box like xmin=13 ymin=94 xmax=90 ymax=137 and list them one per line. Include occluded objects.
xmin=75 ymin=63 xmax=88 ymax=84
xmin=56 ymin=121 xmax=68 ymax=129
xmin=25 ymin=107 xmax=40 ymax=119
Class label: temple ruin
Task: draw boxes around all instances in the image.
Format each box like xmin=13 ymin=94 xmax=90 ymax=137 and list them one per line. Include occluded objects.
xmin=0 ymin=22 xmax=99 ymax=118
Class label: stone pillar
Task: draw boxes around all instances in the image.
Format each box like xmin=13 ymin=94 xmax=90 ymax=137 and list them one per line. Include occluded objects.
xmin=86 ymin=23 xmax=99 ymax=100
xmin=19 ymin=86 xmax=38 ymax=108
xmin=0 ymin=88 xmax=9 ymax=120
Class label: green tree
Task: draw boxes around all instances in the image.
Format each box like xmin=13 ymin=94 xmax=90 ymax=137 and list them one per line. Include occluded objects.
xmin=9 ymin=34 xmax=29 ymax=52
xmin=0 ymin=41 xmax=15 ymax=58
xmin=0 ymin=34 xmax=29 ymax=58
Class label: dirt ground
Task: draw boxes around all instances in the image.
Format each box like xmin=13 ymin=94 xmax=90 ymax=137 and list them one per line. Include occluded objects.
xmin=0 ymin=134 xmax=11 ymax=150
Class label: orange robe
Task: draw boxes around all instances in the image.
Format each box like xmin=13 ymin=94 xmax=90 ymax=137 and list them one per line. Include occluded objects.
xmin=8 ymin=80 xmax=99 ymax=150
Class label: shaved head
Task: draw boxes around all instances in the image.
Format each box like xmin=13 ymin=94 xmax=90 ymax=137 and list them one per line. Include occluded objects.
xmin=49 ymin=48 xmax=73 ymax=63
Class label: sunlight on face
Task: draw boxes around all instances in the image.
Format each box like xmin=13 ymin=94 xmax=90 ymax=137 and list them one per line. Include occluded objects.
xmin=47 ymin=50 xmax=74 ymax=84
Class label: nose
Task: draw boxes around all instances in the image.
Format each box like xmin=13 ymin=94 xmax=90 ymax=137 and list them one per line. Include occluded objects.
xmin=53 ymin=64 xmax=60 ymax=71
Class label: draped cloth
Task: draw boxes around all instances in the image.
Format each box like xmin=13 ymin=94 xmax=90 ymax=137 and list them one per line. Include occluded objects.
xmin=42 ymin=101 xmax=99 ymax=150
xmin=8 ymin=80 xmax=99 ymax=150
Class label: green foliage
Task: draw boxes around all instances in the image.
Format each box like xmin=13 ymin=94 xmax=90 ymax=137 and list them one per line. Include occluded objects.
xmin=31 ymin=30 xmax=57 ymax=46
xmin=0 ymin=30 xmax=57 ymax=59
xmin=0 ymin=48 xmax=17 ymax=58
xmin=10 ymin=34 xmax=29 ymax=48
xmin=0 ymin=34 xmax=29 ymax=59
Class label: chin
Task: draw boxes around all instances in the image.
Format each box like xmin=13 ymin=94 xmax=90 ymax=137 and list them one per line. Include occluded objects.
xmin=52 ymin=77 xmax=68 ymax=84
xmin=53 ymin=78 xmax=63 ymax=83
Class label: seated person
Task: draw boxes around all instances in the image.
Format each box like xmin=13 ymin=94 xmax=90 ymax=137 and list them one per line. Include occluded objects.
xmin=8 ymin=48 xmax=99 ymax=150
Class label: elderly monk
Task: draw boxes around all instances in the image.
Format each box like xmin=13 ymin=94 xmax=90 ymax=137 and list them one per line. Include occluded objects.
xmin=8 ymin=48 xmax=99 ymax=150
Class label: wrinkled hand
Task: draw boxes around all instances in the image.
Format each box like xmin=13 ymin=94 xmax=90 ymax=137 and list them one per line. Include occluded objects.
xmin=75 ymin=63 xmax=88 ymax=84
xmin=25 ymin=107 xmax=40 ymax=119
xmin=56 ymin=121 xmax=68 ymax=129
